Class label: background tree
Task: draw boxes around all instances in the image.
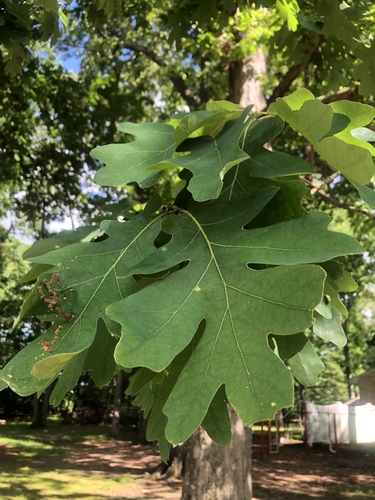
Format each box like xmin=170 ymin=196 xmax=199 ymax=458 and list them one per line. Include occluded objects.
xmin=1 ymin=1 xmax=375 ymax=499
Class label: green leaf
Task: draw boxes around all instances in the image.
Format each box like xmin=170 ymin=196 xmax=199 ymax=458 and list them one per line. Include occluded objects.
xmin=315 ymin=297 xmax=332 ymax=319
xmin=321 ymin=113 xmax=350 ymax=139
xmin=243 ymin=116 xmax=315 ymax=178
xmin=36 ymin=0 xmax=59 ymax=13
xmin=0 ymin=341 xmax=57 ymax=396
xmin=144 ymin=341 xmax=195 ymax=461
xmin=108 ymin=175 xmax=360 ymax=443
xmin=334 ymin=270 xmax=358 ymax=293
xmin=148 ymin=107 xmax=252 ymax=201
xmin=4 ymin=43 xmax=26 ymax=75
xmin=215 ymin=212 xmax=363 ymax=265
xmin=0 ymin=376 xmax=8 ymax=392
xmin=353 ymin=41 xmax=375 ymax=97
xmin=127 ymin=367 xmax=157 ymax=399
xmin=313 ymin=308 xmax=346 ymax=347
xmin=319 ymin=260 xmax=344 ymax=281
xmin=206 ymin=100 xmax=243 ymax=112
xmin=351 ymin=127 xmax=375 ymax=142
xmin=172 ymin=107 xmax=243 ymax=142
xmin=132 ymin=383 xmax=155 ymax=419
xmin=21 ymin=226 xmax=103 ymax=283
xmin=23 ymin=226 xmax=102 ymax=259
xmin=330 ymin=100 xmax=375 ymax=156
xmin=201 ymin=387 xmax=231 ymax=446
xmin=322 ymin=2 xmax=359 ymax=42
xmin=59 ymin=10 xmax=69 ymax=29
xmin=91 ymin=122 xmax=175 ymax=188
xmin=1 ymin=216 xmax=162 ymax=395
xmin=276 ymin=0 xmax=300 ymax=31
xmin=249 ymin=178 xmax=308 ymax=226
xmin=353 ymin=181 xmax=375 ymax=208
xmin=20 ymin=264 xmax=53 ymax=283
xmin=269 ymin=92 xmax=333 ymax=143
xmin=32 ymin=352 xmax=80 ymax=378
xmin=172 ymin=111 xmax=221 ymax=145
xmin=269 ymin=90 xmax=375 ymax=185
xmin=49 ymin=352 xmax=87 ymax=406
xmin=324 ymin=282 xmax=348 ymax=320
xmin=83 ymin=318 xmax=118 ymax=386
xmin=273 ymin=333 xmax=325 ymax=386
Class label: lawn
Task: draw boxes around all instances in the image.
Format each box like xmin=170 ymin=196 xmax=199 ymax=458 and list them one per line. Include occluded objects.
xmin=1 ymin=419 xmax=374 ymax=499
xmin=0 ymin=419 xmax=179 ymax=500
xmin=0 ymin=468 xmax=135 ymax=500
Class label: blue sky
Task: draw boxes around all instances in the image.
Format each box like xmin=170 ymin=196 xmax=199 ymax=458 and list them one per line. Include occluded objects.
xmin=59 ymin=53 xmax=81 ymax=73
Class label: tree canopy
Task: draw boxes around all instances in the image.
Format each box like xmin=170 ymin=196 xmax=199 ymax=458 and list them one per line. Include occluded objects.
xmin=1 ymin=0 xmax=374 ymax=462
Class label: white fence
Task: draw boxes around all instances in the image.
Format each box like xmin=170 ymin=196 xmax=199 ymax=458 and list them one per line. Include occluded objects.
xmin=306 ymin=401 xmax=375 ymax=445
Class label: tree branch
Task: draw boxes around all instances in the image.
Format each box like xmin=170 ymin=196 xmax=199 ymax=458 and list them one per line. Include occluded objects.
xmin=122 ymin=42 xmax=200 ymax=110
xmin=301 ymin=176 xmax=375 ymax=220
xmin=5 ymin=215 xmax=28 ymax=237
xmin=266 ymin=63 xmax=304 ymax=108
xmin=321 ymin=87 xmax=361 ymax=104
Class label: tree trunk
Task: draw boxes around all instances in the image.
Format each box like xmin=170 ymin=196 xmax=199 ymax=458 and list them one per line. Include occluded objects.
xmin=228 ymin=48 xmax=267 ymax=111
xmin=31 ymin=383 xmax=54 ymax=428
xmin=110 ymin=370 xmax=124 ymax=437
xmin=181 ymin=409 xmax=252 ymax=500
xmin=177 ymin=39 xmax=265 ymax=500
xmin=343 ymin=324 xmax=356 ymax=400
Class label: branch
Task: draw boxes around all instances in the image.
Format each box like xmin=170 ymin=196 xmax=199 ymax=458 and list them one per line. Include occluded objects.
xmin=321 ymin=87 xmax=361 ymax=104
xmin=266 ymin=35 xmax=328 ymax=109
xmin=301 ymin=176 xmax=375 ymax=221
xmin=122 ymin=42 xmax=200 ymax=110
xmin=309 ymin=172 xmax=340 ymax=195
xmin=4 ymin=215 xmax=28 ymax=239
xmin=266 ymin=64 xmax=304 ymax=108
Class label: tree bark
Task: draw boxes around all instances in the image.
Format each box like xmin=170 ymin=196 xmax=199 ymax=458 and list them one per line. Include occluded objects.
xmin=176 ymin=38 xmax=265 ymax=500
xmin=110 ymin=370 xmax=124 ymax=437
xmin=228 ymin=48 xmax=267 ymax=112
xmin=181 ymin=409 xmax=252 ymax=500
xmin=31 ymin=383 xmax=54 ymax=428
xmin=342 ymin=320 xmax=356 ymax=400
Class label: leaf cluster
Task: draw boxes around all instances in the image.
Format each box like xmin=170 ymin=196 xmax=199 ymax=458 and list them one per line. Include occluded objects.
xmin=0 ymin=100 xmax=367 ymax=459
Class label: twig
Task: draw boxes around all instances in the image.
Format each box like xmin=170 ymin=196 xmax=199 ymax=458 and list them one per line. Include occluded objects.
xmin=321 ymin=87 xmax=361 ymax=104
xmin=309 ymin=172 xmax=340 ymax=195
xmin=301 ymin=176 xmax=375 ymax=220
xmin=5 ymin=215 xmax=28 ymax=238
xmin=122 ymin=42 xmax=199 ymax=110
xmin=266 ymin=64 xmax=304 ymax=108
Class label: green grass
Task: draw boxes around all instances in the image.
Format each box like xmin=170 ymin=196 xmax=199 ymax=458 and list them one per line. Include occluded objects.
xmin=0 ymin=468 xmax=135 ymax=500
xmin=0 ymin=436 xmax=67 ymax=457
xmin=0 ymin=420 xmax=111 ymax=457
xmin=0 ymin=420 xmax=114 ymax=452
xmin=0 ymin=420 xmax=141 ymax=499
xmin=328 ymin=487 xmax=375 ymax=498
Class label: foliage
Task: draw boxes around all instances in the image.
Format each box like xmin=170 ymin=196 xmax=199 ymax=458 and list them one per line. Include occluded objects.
xmin=2 ymin=1 xmax=375 ymax=237
xmin=1 ymin=0 xmax=375 ymax=466
xmin=0 ymin=46 xmax=156 ymax=236
xmin=1 ymin=95 xmax=371 ymax=459
xmin=269 ymin=90 xmax=375 ymax=205
xmin=0 ymin=0 xmax=64 ymax=74
xmin=305 ymin=340 xmax=348 ymax=405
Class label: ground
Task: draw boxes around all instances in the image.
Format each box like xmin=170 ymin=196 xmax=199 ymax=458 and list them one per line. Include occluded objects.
xmin=252 ymin=441 xmax=375 ymax=500
xmin=1 ymin=425 xmax=375 ymax=499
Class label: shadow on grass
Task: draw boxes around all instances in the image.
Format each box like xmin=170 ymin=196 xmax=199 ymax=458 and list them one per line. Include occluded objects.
xmin=0 ymin=421 xmax=180 ymax=499
xmin=0 ymin=466 xmax=137 ymax=500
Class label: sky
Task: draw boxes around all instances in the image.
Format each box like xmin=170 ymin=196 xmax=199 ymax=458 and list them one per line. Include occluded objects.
xmin=57 ymin=52 xmax=81 ymax=73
